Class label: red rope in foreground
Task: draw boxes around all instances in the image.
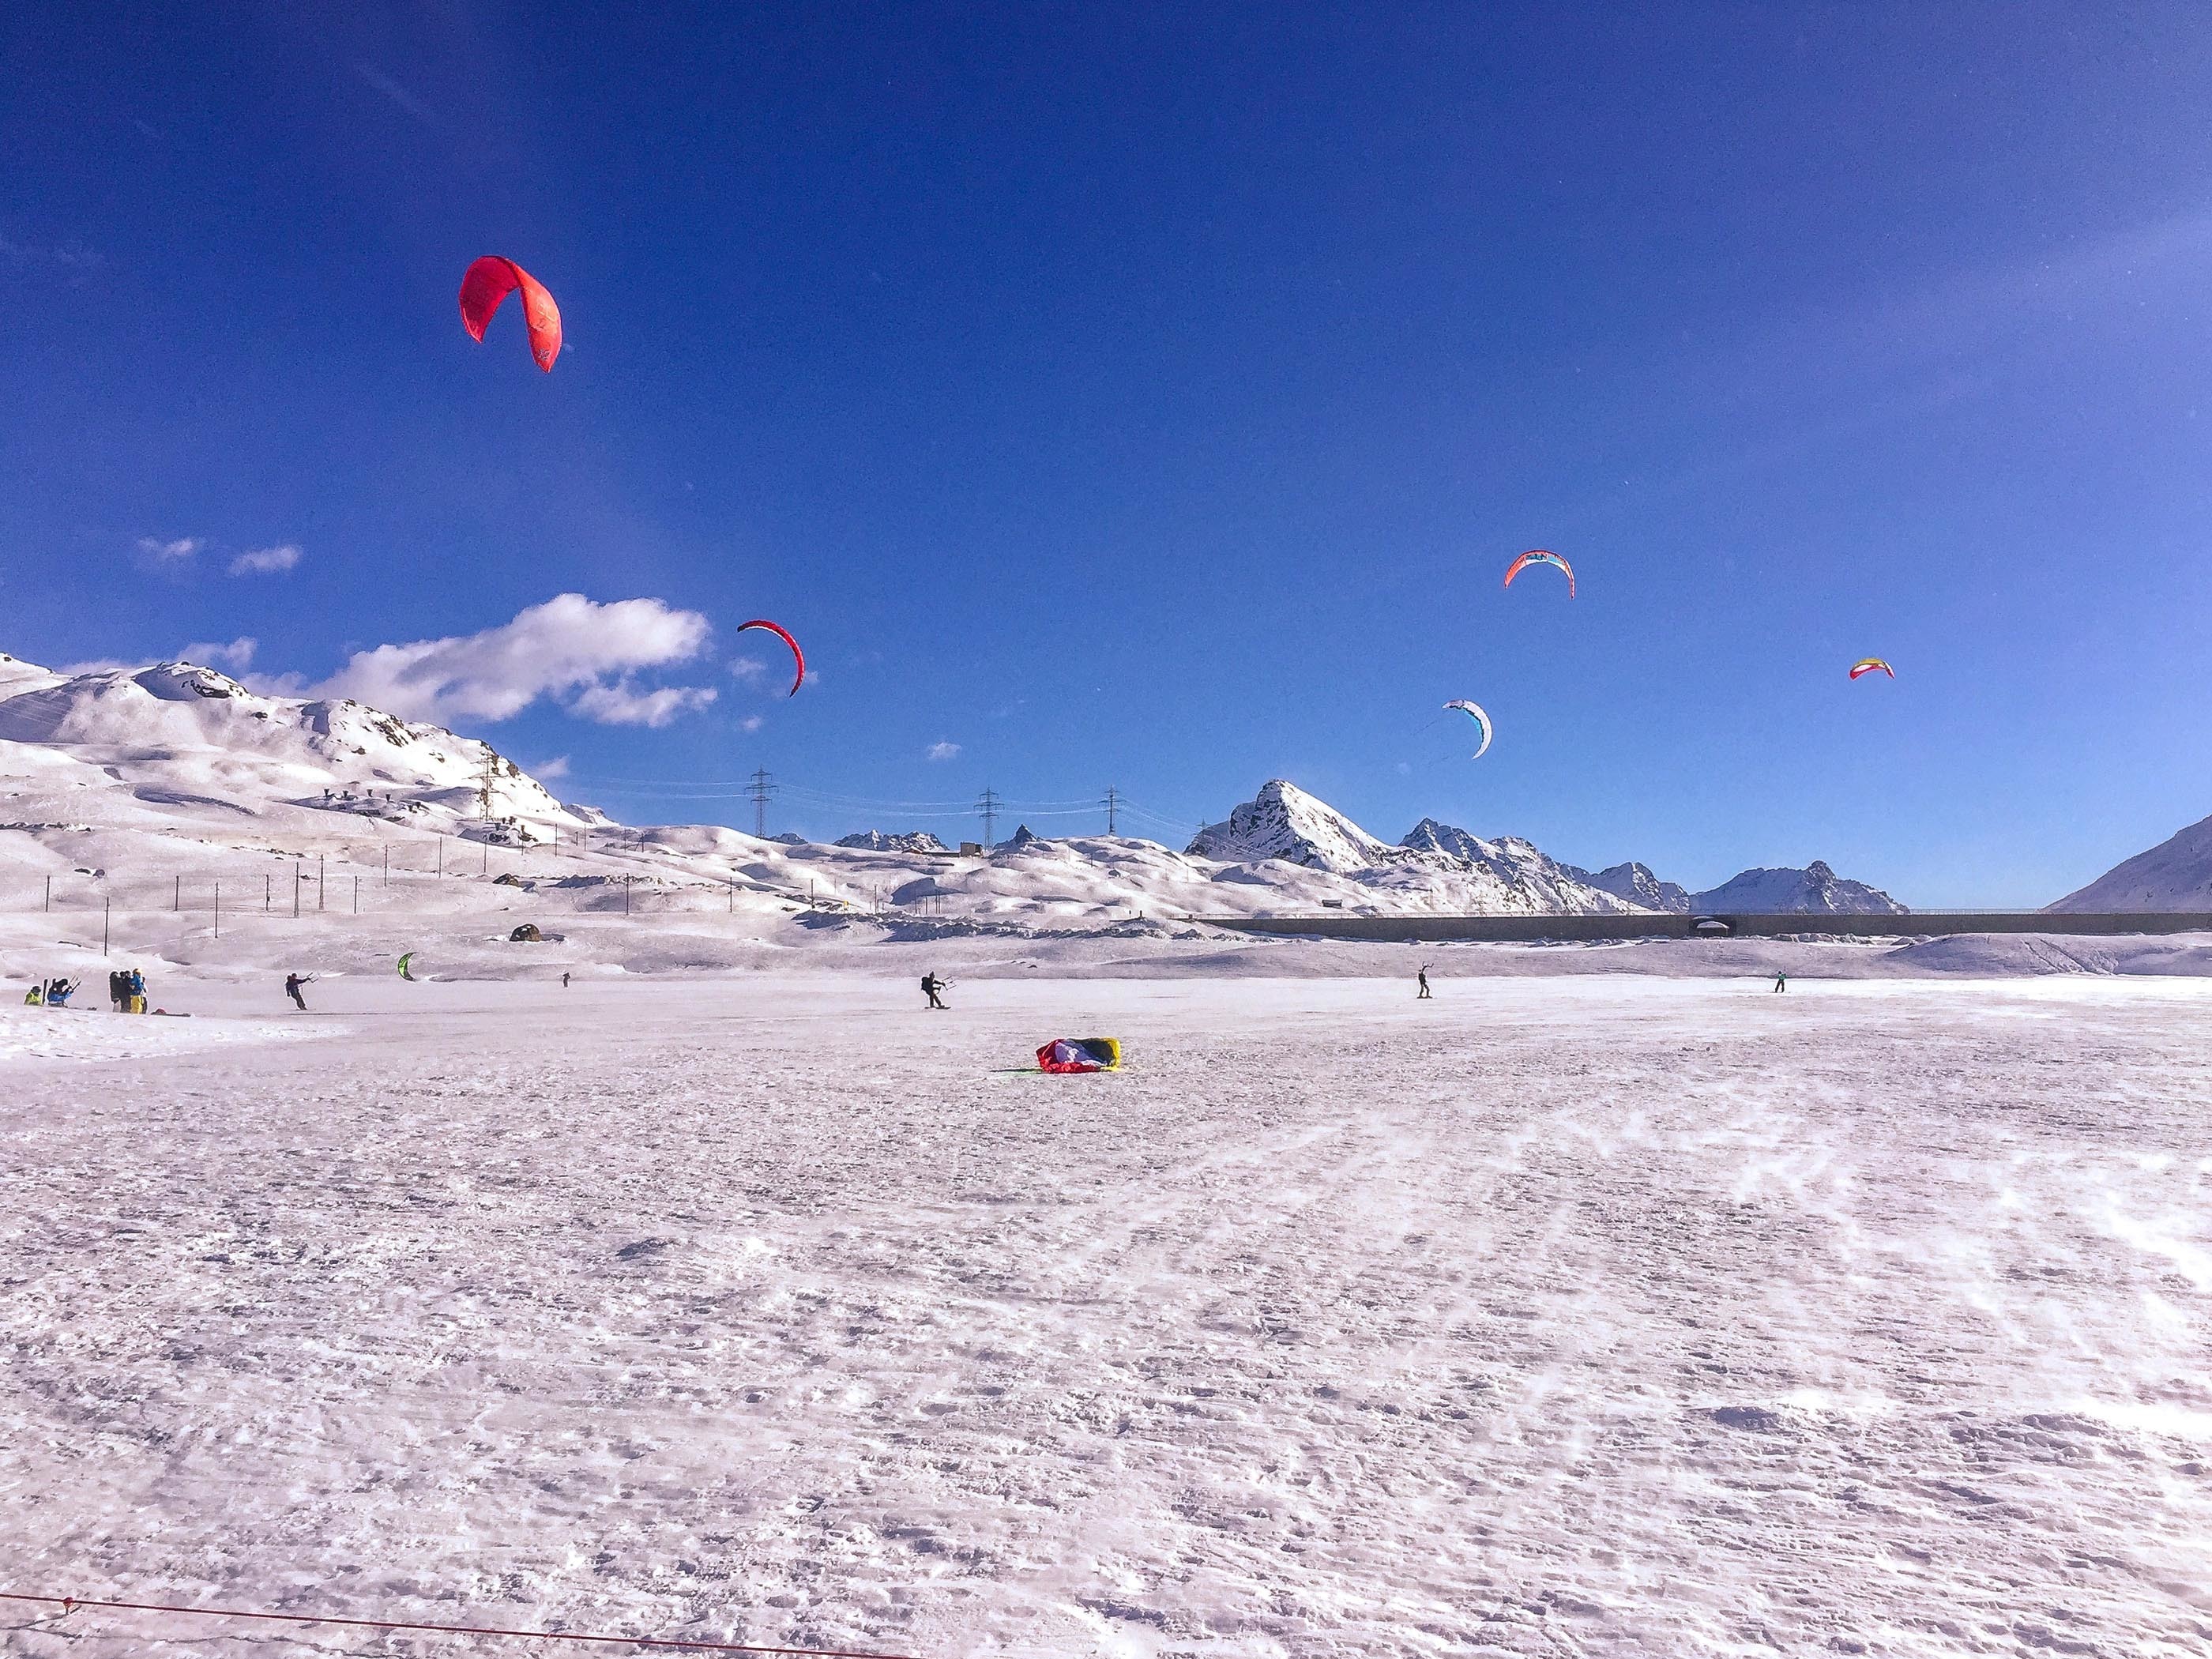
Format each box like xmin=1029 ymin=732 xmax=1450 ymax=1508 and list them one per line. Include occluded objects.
xmin=0 ymin=1590 xmax=919 ymax=1658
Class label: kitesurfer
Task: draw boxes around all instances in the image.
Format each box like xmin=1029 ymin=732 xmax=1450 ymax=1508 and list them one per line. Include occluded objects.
xmin=922 ymin=972 xmax=947 ymax=1010
xmin=108 ymin=969 xmax=126 ymax=1011
xmin=562 ymin=972 xmax=571 ymax=988
xmin=284 ymin=972 xmax=309 ymax=1011
xmin=45 ymin=978 xmax=77 ymax=1007
xmin=1773 ymin=972 xmax=1787 ymax=994
xmin=1417 ymin=965 xmax=1432 ymax=999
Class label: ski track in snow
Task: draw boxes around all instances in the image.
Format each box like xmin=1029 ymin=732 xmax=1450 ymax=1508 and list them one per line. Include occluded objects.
xmin=2 ymin=976 xmax=2210 ymax=1657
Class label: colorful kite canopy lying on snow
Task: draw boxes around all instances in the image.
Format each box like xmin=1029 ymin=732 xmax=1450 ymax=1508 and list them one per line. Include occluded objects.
xmin=1038 ymin=1037 xmax=1122 ymax=1074
xmin=1849 ymin=658 xmax=1895 ymax=681
xmin=735 ymin=619 xmax=805 ymax=697
xmin=1443 ymin=698 xmax=1494 ymax=758
xmin=1503 ymin=548 xmax=1575 ymax=597
xmin=459 ymin=257 xmax=562 ymax=372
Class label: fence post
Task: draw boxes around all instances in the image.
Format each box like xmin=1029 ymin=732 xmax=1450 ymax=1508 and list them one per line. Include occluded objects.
xmin=173 ymin=875 xmax=180 ymax=912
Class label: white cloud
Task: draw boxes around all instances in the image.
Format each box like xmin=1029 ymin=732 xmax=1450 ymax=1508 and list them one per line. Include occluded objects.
xmin=308 ymin=593 xmax=717 ymax=728
xmin=728 ymin=654 xmax=769 ymax=683
xmin=182 ymin=637 xmax=257 ymax=671
xmin=739 ymin=715 xmax=765 ymax=733
xmin=229 ymin=544 xmax=301 ymax=576
xmin=567 ymin=680 xmax=718 ymax=728
xmin=136 ymin=536 xmax=200 ymax=561
xmin=926 ymin=740 xmax=961 ymax=762
xmin=532 ymin=755 xmax=571 ymax=780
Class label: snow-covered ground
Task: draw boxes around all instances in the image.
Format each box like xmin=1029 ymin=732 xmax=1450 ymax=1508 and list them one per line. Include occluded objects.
xmin=5 ymin=975 xmax=2209 ymax=1657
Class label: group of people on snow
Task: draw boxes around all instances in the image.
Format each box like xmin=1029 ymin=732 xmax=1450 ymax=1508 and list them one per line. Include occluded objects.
xmin=23 ymin=968 xmax=152 ymax=1010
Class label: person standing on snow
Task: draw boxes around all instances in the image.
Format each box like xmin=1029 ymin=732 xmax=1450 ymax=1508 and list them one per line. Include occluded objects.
xmin=108 ymin=969 xmax=126 ymax=1010
xmin=1416 ymin=965 xmax=1432 ymax=999
xmin=922 ymin=972 xmax=947 ymax=1010
xmin=284 ymin=973 xmax=310 ymax=1011
xmin=1773 ymin=972 xmax=1787 ymax=994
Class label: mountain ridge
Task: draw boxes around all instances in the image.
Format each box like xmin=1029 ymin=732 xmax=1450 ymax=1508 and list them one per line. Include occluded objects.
xmin=2 ymin=653 xmax=1906 ymax=920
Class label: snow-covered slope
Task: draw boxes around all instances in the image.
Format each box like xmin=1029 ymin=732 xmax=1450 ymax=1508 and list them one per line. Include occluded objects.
xmin=1578 ymin=861 xmax=1692 ymax=914
xmin=1688 ymin=860 xmax=1905 ymax=915
xmin=1187 ymin=780 xmax=1402 ymax=871
xmin=2050 ymin=812 xmax=2212 ymax=911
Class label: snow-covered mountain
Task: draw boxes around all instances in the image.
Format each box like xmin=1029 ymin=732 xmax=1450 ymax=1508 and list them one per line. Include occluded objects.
xmin=1187 ymin=780 xmax=1402 ymax=872
xmin=1577 ymin=861 xmax=1692 ymax=915
xmin=2049 ymin=812 xmax=2212 ymax=911
xmin=1687 ymin=861 xmax=1905 ymax=915
xmin=0 ymin=651 xmax=1904 ymax=931
xmin=834 ymin=830 xmax=948 ymax=854
xmin=1399 ymin=819 xmax=1638 ymax=913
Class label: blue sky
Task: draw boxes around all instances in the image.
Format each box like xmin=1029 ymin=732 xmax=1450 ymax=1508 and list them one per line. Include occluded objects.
xmin=6 ymin=3 xmax=2212 ymax=902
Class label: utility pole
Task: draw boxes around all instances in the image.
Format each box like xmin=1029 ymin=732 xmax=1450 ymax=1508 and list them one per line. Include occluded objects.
xmin=173 ymin=875 xmax=180 ymax=912
xmin=353 ymin=875 xmax=359 ymax=914
xmin=213 ymin=882 xmax=220 ymax=940
xmin=293 ymin=862 xmax=301 ymax=918
xmin=1104 ymin=786 xmax=1120 ymax=836
xmin=382 ymin=845 xmax=389 ymax=886
xmin=976 ymin=786 xmax=1000 ymax=849
xmin=103 ymin=897 xmax=110 ymax=957
xmin=44 ymin=875 xmax=51 ymax=912
xmin=318 ymin=855 xmax=325 ymax=912
xmin=747 ymin=768 xmax=776 ymax=838
xmin=265 ymin=872 xmax=270 ymax=912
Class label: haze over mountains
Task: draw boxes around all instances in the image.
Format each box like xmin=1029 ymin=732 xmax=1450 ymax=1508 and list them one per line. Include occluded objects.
xmin=9 ymin=648 xmax=2195 ymax=923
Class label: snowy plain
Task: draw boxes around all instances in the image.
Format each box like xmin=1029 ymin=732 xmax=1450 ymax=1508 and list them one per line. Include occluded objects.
xmin=5 ymin=973 xmax=2210 ymax=1657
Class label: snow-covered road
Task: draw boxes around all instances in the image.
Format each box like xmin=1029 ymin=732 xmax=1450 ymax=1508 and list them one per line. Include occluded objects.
xmin=3 ymin=976 xmax=2209 ymax=1657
